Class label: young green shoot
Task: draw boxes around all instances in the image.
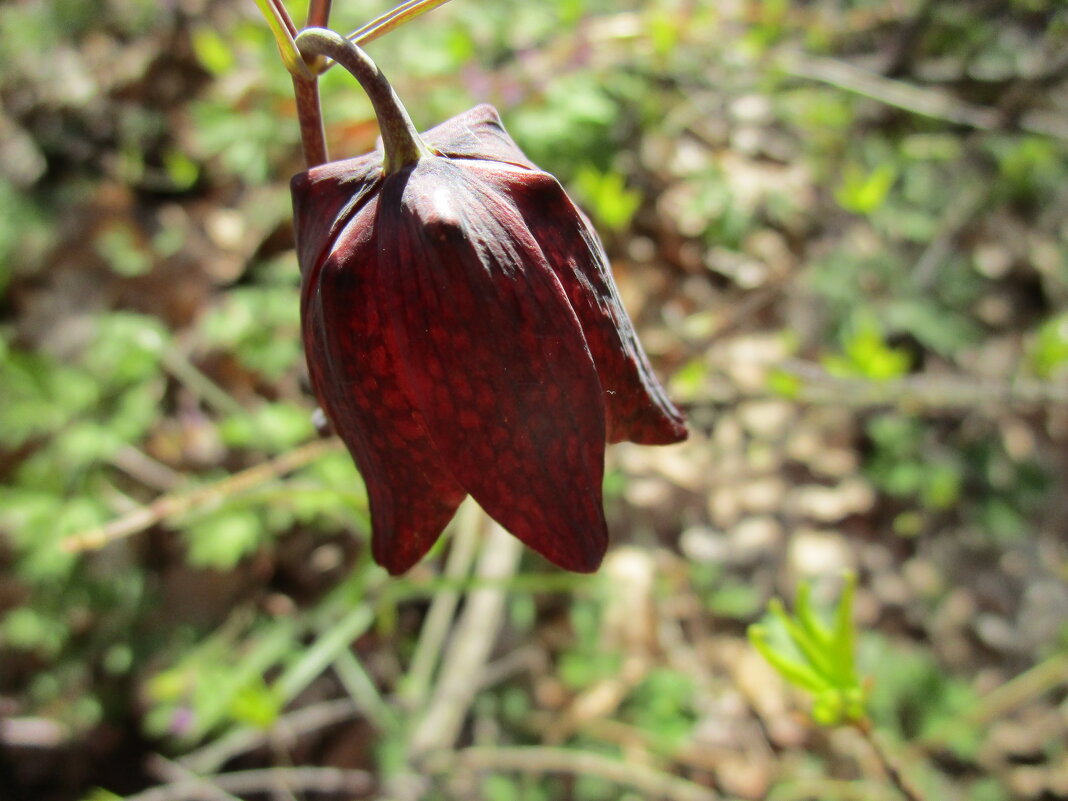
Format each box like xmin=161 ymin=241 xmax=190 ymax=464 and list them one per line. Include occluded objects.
xmin=748 ymin=571 xmax=867 ymax=727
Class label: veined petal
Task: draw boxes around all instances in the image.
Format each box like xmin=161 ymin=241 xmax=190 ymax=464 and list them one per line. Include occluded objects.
xmin=422 ymin=104 xmax=538 ymax=170
xmin=377 ymin=158 xmax=608 ymax=572
xmin=291 ymin=154 xmax=382 ymax=280
xmin=302 ymin=196 xmax=467 ymax=575
xmin=494 ymin=169 xmax=687 ymax=445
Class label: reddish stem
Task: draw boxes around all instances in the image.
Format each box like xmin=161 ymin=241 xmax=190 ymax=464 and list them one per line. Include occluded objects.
xmin=292 ymin=75 xmax=328 ymax=167
xmin=269 ymin=0 xmax=298 ymax=35
xmin=307 ymin=0 xmax=332 ymax=27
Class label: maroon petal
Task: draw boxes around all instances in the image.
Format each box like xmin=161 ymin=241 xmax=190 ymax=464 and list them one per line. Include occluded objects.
xmin=377 ymin=158 xmax=608 ymax=572
xmin=291 ymin=153 xmax=382 ymax=279
xmin=422 ymin=104 xmax=538 ymax=170
xmin=301 ymin=195 xmax=468 ymax=574
xmin=494 ymin=169 xmax=687 ymax=445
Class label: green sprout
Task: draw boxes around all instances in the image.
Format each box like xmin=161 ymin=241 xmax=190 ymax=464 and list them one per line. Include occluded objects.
xmin=748 ymin=572 xmax=868 ymax=726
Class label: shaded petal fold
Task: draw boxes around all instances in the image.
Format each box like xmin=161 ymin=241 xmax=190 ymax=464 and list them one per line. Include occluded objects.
xmin=496 ymin=169 xmax=687 ymax=444
xmin=291 ymin=153 xmax=382 ymax=280
xmin=302 ymin=196 xmax=467 ymax=575
xmin=422 ymin=104 xmax=538 ymax=170
xmin=377 ymin=159 xmax=608 ymax=572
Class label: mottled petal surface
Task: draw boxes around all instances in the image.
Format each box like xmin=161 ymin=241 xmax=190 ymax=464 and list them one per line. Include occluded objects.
xmin=377 ymin=158 xmax=608 ymax=572
xmin=301 ymin=195 xmax=467 ymax=574
xmin=491 ymin=169 xmax=687 ymax=444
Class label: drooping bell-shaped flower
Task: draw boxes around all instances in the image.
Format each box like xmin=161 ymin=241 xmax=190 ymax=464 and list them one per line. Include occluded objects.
xmin=291 ymin=29 xmax=686 ymax=574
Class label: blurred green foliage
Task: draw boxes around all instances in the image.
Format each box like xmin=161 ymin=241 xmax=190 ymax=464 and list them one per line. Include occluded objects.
xmin=1 ymin=0 xmax=1067 ymax=799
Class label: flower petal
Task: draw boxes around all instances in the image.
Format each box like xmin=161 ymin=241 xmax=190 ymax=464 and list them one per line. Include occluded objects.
xmin=498 ymin=170 xmax=687 ymax=444
xmin=291 ymin=153 xmax=382 ymax=280
xmin=377 ymin=159 xmax=608 ymax=572
xmin=301 ymin=196 xmax=467 ymax=574
xmin=422 ymin=104 xmax=538 ymax=170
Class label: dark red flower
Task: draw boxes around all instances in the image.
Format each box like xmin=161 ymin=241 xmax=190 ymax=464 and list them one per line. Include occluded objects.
xmin=292 ymin=103 xmax=686 ymax=574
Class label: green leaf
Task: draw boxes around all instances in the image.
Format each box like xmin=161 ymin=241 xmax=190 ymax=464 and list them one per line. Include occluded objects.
xmin=228 ymin=676 xmax=283 ymax=729
xmin=219 ymin=402 xmax=315 ymax=453
xmin=94 ymin=224 xmax=153 ymax=277
xmin=182 ymin=508 xmax=265 ymax=569
xmin=835 ymin=163 xmax=897 ymax=214
xmin=824 ymin=318 xmax=910 ymax=380
xmin=748 ymin=624 xmax=828 ymax=693
xmin=572 ymin=165 xmax=642 ymax=232
xmin=750 ymin=575 xmax=868 ymax=725
xmin=192 ymin=26 xmax=236 ymax=76
xmin=1030 ymin=313 xmax=1068 ymax=378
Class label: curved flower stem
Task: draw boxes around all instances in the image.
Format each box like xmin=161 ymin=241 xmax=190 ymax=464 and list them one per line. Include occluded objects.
xmin=295 ymin=27 xmax=431 ymax=173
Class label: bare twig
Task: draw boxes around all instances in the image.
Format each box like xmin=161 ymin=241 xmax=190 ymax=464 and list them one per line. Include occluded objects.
xmin=62 ymin=438 xmax=343 ymax=553
xmin=780 ymin=52 xmax=1068 ymax=141
xmin=161 ymin=347 xmax=246 ymax=418
xmin=147 ymin=756 xmax=243 ymax=801
xmin=686 ymin=362 xmax=1068 ymax=415
xmin=122 ymin=766 xmax=373 ymax=801
xmin=854 ymin=721 xmax=926 ymax=801
xmin=912 ymin=183 xmax=986 ymax=289
xmin=767 ymin=778 xmax=901 ymax=801
xmin=180 ymin=699 xmax=358 ymax=775
xmin=406 ymin=517 xmax=523 ymax=758
xmin=400 ymin=499 xmax=483 ymax=710
xmin=333 ymin=649 xmax=397 ymax=732
xmin=110 ymin=445 xmax=186 ymax=492
xmin=922 ymin=652 xmax=1068 ymax=743
xmin=424 ymin=746 xmax=721 ymax=801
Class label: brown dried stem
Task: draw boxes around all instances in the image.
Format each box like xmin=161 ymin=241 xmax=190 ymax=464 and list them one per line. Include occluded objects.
xmin=62 ymin=438 xmax=343 ymax=553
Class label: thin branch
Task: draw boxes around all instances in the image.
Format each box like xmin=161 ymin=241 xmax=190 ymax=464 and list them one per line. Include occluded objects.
xmin=180 ymin=698 xmax=359 ymax=775
xmin=685 ymin=362 xmax=1068 ymax=415
xmin=333 ymin=649 xmax=398 ymax=732
xmin=406 ymin=516 xmax=523 ymax=758
xmin=346 ymin=0 xmax=452 ymax=45
xmin=780 ymin=51 xmax=1068 ymax=141
xmin=767 ymin=779 xmax=901 ymax=801
xmin=161 ymin=347 xmax=245 ymax=417
xmin=921 ymin=652 xmax=1068 ymax=743
xmin=110 ymin=445 xmax=185 ymax=492
xmin=400 ymin=499 xmax=483 ymax=710
xmin=122 ymin=766 xmax=373 ymax=801
xmin=853 ymin=721 xmax=927 ymax=801
xmin=424 ymin=746 xmax=721 ymax=801
xmin=147 ymin=756 xmax=243 ymax=801
xmin=912 ymin=183 xmax=986 ymax=289
xmin=62 ymin=438 xmax=344 ymax=553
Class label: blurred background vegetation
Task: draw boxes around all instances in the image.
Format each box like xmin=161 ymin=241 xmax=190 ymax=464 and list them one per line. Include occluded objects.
xmin=1 ymin=0 xmax=1067 ymax=799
